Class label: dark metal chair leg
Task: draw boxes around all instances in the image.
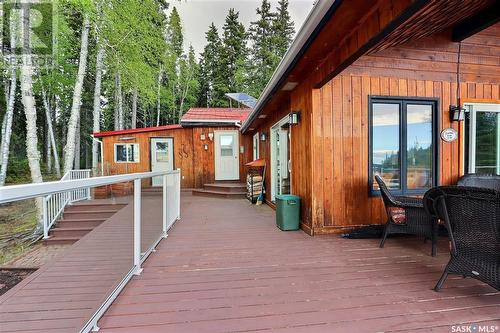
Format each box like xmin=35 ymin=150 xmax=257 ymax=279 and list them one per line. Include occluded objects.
xmin=434 ymin=264 xmax=450 ymax=291
xmin=431 ymin=221 xmax=438 ymax=257
xmin=380 ymin=221 xmax=390 ymax=248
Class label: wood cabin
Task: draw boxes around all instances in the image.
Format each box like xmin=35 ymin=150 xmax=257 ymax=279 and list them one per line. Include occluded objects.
xmin=240 ymin=0 xmax=500 ymax=235
xmin=94 ymin=108 xmax=252 ymax=189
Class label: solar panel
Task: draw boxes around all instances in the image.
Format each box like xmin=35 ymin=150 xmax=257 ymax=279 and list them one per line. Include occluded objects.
xmin=225 ymin=93 xmax=257 ymax=109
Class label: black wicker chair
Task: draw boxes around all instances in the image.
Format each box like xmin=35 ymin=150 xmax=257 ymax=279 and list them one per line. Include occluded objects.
xmin=424 ymin=186 xmax=500 ymax=291
xmin=375 ymin=175 xmax=437 ymax=256
xmin=457 ymin=173 xmax=500 ymax=191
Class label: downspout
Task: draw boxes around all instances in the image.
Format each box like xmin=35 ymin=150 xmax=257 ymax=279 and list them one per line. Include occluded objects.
xmin=90 ymin=135 xmax=104 ymax=176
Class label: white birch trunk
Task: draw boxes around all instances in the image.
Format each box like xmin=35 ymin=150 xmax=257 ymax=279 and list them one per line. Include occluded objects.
xmin=63 ymin=14 xmax=90 ymax=174
xmin=156 ymin=67 xmax=163 ymax=126
xmin=0 ymin=17 xmax=17 ymax=186
xmin=46 ymin=128 xmax=51 ymax=172
xmin=41 ymin=87 xmax=61 ymax=177
xmin=20 ymin=4 xmax=43 ymax=223
xmin=131 ymin=88 xmax=138 ymax=129
xmin=74 ymin=117 xmax=80 ymax=169
xmin=116 ymin=72 xmax=124 ymax=130
xmin=92 ymin=42 xmax=105 ymax=170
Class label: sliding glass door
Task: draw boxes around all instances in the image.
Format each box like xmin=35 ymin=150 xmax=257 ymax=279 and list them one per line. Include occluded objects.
xmin=466 ymin=103 xmax=500 ymax=175
xmin=270 ymin=116 xmax=291 ymax=201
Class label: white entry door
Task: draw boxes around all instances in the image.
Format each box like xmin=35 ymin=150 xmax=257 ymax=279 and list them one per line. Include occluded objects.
xmin=215 ymin=131 xmax=239 ymax=180
xmin=151 ymin=138 xmax=174 ymax=186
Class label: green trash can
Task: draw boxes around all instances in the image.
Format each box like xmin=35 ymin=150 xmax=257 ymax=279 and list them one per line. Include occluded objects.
xmin=275 ymin=195 xmax=301 ymax=231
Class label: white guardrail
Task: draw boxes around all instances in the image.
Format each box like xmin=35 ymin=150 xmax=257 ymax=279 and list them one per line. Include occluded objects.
xmin=43 ymin=169 xmax=92 ymax=239
xmin=0 ymin=169 xmax=181 ymax=332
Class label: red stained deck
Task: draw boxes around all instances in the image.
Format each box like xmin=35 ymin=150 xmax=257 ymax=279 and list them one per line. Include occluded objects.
xmin=98 ymin=194 xmax=499 ymax=333
xmin=1 ymin=193 xmax=498 ymax=332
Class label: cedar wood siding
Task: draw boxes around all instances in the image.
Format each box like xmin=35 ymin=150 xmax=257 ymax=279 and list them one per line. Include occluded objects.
xmin=312 ymin=25 xmax=500 ymax=234
xmin=101 ymin=126 xmax=251 ymax=188
xmin=245 ymin=23 xmax=500 ymax=235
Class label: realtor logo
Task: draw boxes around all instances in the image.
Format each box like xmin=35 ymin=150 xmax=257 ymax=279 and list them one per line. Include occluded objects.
xmin=2 ymin=1 xmax=54 ymax=56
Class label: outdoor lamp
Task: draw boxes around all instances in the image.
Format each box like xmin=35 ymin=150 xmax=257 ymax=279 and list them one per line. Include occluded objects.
xmin=260 ymin=132 xmax=267 ymax=141
xmin=450 ymin=105 xmax=466 ymax=122
xmin=289 ymin=111 xmax=301 ymax=125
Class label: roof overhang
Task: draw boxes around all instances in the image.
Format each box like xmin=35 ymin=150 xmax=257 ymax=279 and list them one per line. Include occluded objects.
xmin=93 ymin=125 xmax=183 ymax=138
xmin=180 ymin=120 xmax=242 ymax=127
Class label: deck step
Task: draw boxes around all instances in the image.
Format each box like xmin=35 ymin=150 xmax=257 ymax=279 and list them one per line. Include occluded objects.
xmin=192 ymin=189 xmax=246 ymax=199
xmin=63 ymin=210 xmax=119 ymax=219
xmin=203 ymin=183 xmax=246 ymax=193
xmin=50 ymin=227 xmax=93 ymax=238
xmin=45 ymin=203 xmax=126 ymax=246
xmin=43 ymin=236 xmax=81 ymax=245
xmin=64 ymin=203 xmax=126 ymax=212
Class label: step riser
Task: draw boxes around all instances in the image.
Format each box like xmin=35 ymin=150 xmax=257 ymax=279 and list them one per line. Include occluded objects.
xmin=192 ymin=191 xmax=246 ymax=199
xmin=43 ymin=238 xmax=78 ymax=245
xmin=50 ymin=229 xmax=91 ymax=238
xmin=63 ymin=212 xmax=116 ymax=219
xmin=203 ymin=185 xmax=246 ymax=193
xmin=58 ymin=221 xmax=104 ymax=228
xmin=65 ymin=204 xmax=126 ymax=212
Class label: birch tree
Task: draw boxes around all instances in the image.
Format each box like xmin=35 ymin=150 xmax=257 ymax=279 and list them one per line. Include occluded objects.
xmin=41 ymin=86 xmax=61 ymax=177
xmin=92 ymin=42 xmax=104 ymax=170
xmin=63 ymin=14 xmax=90 ymax=174
xmin=20 ymin=4 xmax=43 ymax=221
xmin=131 ymin=88 xmax=138 ymax=129
xmin=0 ymin=18 xmax=18 ymax=186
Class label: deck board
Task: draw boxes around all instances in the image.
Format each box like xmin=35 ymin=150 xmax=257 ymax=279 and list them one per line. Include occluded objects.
xmin=1 ymin=194 xmax=498 ymax=332
xmin=0 ymin=195 xmax=164 ymax=333
xmin=98 ymin=194 xmax=499 ymax=333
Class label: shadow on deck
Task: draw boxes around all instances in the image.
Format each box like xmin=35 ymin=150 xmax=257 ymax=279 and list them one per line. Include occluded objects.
xmin=1 ymin=193 xmax=499 ymax=332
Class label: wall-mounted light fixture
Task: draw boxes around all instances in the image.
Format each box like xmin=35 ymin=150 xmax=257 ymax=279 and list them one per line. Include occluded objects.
xmin=450 ymin=105 xmax=466 ymax=122
xmin=203 ymin=144 xmax=209 ymax=151
xmin=200 ymin=133 xmax=206 ymax=141
xmin=208 ymin=132 xmax=214 ymax=141
xmin=260 ymin=132 xmax=267 ymax=141
xmin=289 ymin=111 xmax=301 ymax=125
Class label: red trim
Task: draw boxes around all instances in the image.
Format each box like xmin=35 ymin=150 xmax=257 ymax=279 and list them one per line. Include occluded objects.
xmin=93 ymin=125 xmax=183 ymax=138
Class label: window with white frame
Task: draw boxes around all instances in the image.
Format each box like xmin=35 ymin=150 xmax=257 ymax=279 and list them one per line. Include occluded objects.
xmin=115 ymin=143 xmax=140 ymax=163
xmin=253 ymin=133 xmax=260 ymax=160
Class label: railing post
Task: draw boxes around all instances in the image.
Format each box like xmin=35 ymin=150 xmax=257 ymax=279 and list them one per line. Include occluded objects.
xmin=86 ymin=171 xmax=91 ymax=200
xmin=162 ymin=174 xmax=168 ymax=237
xmin=133 ymin=179 xmax=143 ymax=275
xmin=176 ymin=169 xmax=181 ymax=220
xmin=42 ymin=196 xmax=49 ymax=239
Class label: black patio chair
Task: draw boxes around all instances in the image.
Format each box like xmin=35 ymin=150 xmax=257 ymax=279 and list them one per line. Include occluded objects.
xmin=375 ymin=175 xmax=437 ymax=256
xmin=457 ymin=173 xmax=500 ymax=191
xmin=424 ymin=186 xmax=500 ymax=291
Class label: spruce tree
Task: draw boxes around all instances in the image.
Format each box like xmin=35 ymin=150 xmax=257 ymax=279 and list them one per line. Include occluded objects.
xmin=197 ymin=24 xmax=226 ymax=107
xmin=166 ymin=7 xmax=183 ymax=58
xmin=272 ymin=0 xmax=295 ymax=62
xmin=221 ymin=9 xmax=248 ymax=95
xmin=248 ymin=0 xmax=276 ymax=98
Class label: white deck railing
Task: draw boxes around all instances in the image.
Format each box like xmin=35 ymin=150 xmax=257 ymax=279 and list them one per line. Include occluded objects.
xmin=0 ymin=169 xmax=181 ymax=332
xmin=42 ymin=169 xmax=92 ymax=238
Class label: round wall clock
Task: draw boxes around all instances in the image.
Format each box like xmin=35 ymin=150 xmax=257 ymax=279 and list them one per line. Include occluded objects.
xmin=441 ymin=128 xmax=458 ymax=142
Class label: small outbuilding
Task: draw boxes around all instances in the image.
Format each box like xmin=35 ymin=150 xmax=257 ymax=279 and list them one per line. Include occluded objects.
xmin=94 ymin=108 xmax=252 ymax=189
